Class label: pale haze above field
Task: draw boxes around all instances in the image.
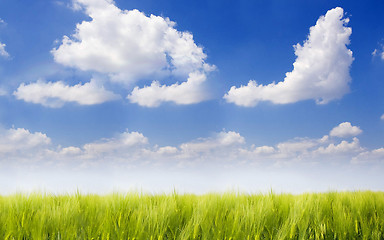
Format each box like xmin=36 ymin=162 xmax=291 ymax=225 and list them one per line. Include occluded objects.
xmin=0 ymin=0 xmax=384 ymax=194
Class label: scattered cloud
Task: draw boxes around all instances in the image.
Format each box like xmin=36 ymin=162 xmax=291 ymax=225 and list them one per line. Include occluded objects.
xmin=224 ymin=7 xmax=353 ymax=106
xmin=51 ymin=0 xmax=215 ymax=107
xmin=0 ymin=128 xmax=51 ymax=157
xmin=0 ymin=42 xmax=9 ymax=58
xmin=178 ymin=131 xmax=245 ymax=158
xmin=127 ymin=71 xmax=210 ymax=107
xmin=1 ymin=122 xmax=381 ymax=170
xmin=372 ymin=46 xmax=384 ymax=60
xmin=83 ymin=131 xmax=148 ymax=157
xmin=314 ymin=137 xmax=362 ymax=155
xmin=352 ymin=148 xmax=384 ymax=164
xmin=381 ymin=114 xmax=384 ymax=120
xmin=0 ymin=19 xmax=9 ymax=58
xmin=329 ymin=122 xmax=362 ymax=138
xmin=13 ymin=79 xmax=120 ymax=108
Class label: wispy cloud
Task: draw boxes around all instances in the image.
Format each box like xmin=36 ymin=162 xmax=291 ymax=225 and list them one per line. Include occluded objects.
xmin=372 ymin=45 xmax=384 ymax=60
xmin=0 ymin=18 xmax=9 ymax=58
xmin=0 ymin=88 xmax=7 ymax=96
xmin=14 ymin=79 xmax=120 ymax=107
xmin=0 ymin=42 xmax=9 ymax=58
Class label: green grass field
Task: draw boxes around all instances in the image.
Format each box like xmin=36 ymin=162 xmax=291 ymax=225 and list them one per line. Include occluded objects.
xmin=0 ymin=191 xmax=383 ymax=239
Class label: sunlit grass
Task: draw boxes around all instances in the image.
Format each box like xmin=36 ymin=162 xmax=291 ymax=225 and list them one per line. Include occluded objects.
xmin=0 ymin=191 xmax=383 ymax=239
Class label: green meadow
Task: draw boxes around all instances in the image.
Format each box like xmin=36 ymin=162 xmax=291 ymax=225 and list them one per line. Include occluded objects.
xmin=0 ymin=191 xmax=383 ymax=239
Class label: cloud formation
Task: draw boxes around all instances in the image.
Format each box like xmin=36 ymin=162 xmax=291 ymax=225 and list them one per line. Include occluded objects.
xmin=353 ymin=148 xmax=384 ymax=164
xmin=83 ymin=131 xmax=148 ymax=157
xmin=127 ymin=71 xmax=210 ymax=107
xmin=177 ymin=131 xmax=245 ymax=159
xmin=0 ymin=122 xmax=377 ymax=170
xmin=314 ymin=137 xmax=362 ymax=155
xmin=329 ymin=122 xmax=362 ymax=138
xmin=51 ymin=0 xmax=214 ymax=107
xmin=372 ymin=47 xmax=384 ymax=60
xmin=0 ymin=19 xmax=9 ymax=58
xmin=14 ymin=80 xmax=120 ymax=108
xmin=0 ymin=42 xmax=9 ymax=58
xmin=0 ymin=128 xmax=51 ymax=158
xmin=224 ymin=7 xmax=353 ymax=106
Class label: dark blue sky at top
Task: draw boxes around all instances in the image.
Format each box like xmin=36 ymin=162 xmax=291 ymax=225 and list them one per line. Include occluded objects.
xmin=0 ymin=0 xmax=383 ymax=149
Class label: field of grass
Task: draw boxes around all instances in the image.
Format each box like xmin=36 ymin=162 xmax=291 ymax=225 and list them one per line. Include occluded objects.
xmin=0 ymin=191 xmax=383 ymax=239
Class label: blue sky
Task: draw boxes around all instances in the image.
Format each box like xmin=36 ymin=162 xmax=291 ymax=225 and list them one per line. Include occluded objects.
xmin=0 ymin=0 xmax=384 ymax=193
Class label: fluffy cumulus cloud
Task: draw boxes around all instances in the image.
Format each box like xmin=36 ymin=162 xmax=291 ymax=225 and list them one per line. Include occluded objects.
xmin=14 ymin=80 xmax=120 ymax=108
xmin=50 ymin=0 xmax=214 ymax=107
xmin=1 ymin=122 xmax=382 ymax=170
xmin=353 ymin=148 xmax=384 ymax=164
xmin=0 ymin=128 xmax=51 ymax=158
xmin=314 ymin=137 xmax=362 ymax=155
xmin=127 ymin=72 xmax=209 ymax=107
xmin=329 ymin=122 xmax=362 ymax=138
xmin=224 ymin=7 xmax=353 ymax=107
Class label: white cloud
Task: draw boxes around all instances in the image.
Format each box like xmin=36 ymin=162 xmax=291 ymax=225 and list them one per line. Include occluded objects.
xmin=0 ymin=128 xmax=51 ymax=155
xmin=0 ymin=42 xmax=9 ymax=58
xmin=51 ymin=0 xmax=214 ymax=106
xmin=224 ymin=7 xmax=353 ymax=106
xmin=14 ymin=79 xmax=120 ymax=108
xmin=352 ymin=148 xmax=384 ymax=164
xmin=59 ymin=146 xmax=82 ymax=156
xmin=179 ymin=131 xmax=245 ymax=154
xmin=276 ymin=138 xmax=319 ymax=155
xmin=237 ymin=134 xmax=364 ymax=165
xmin=254 ymin=135 xmax=329 ymax=160
xmin=249 ymin=145 xmax=276 ymax=155
xmin=8 ymin=130 xmax=248 ymax=167
xmin=314 ymin=137 xmax=362 ymax=155
xmin=372 ymin=46 xmax=384 ymax=60
xmin=127 ymin=71 xmax=209 ymax=107
xmin=155 ymin=146 xmax=178 ymax=155
xmin=329 ymin=122 xmax=362 ymax=138
xmin=381 ymin=114 xmax=384 ymax=120
xmin=0 ymin=123 xmax=379 ymax=170
xmin=1 ymin=125 xmax=383 ymax=194
xmin=83 ymin=130 xmax=148 ymax=156
xmin=0 ymin=19 xmax=8 ymax=57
